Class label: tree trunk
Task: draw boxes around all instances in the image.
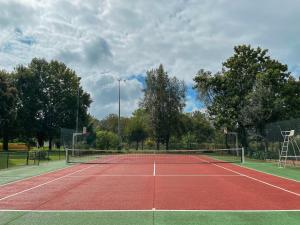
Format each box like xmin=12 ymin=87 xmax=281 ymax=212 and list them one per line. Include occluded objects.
xmin=3 ymin=133 xmax=9 ymax=151
xmin=136 ymin=141 xmax=139 ymax=150
xmin=156 ymin=140 xmax=160 ymax=150
xmin=165 ymin=136 xmax=169 ymax=150
xmin=48 ymin=136 xmax=52 ymax=150
xmin=37 ymin=133 xmax=44 ymax=148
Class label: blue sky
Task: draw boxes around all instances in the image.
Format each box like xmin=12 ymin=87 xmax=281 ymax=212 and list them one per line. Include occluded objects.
xmin=0 ymin=0 xmax=299 ymax=119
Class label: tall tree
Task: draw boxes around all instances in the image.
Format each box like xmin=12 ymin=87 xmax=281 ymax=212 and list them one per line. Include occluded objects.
xmin=0 ymin=70 xmax=18 ymax=151
xmin=14 ymin=58 xmax=92 ymax=149
xmin=194 ymin=45 xmax=291 ymax=149
xmin=142 ymin=64 xmax=185 ymax=150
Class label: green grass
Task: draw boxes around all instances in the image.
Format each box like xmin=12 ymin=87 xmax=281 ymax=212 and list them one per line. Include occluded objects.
xmin=0 ymin=211 xmax=299 ymax=225
xmin=0 ymin=150 xmax=65 ymax=170
xmin=240 ymin=158 xmax=300 ymax=181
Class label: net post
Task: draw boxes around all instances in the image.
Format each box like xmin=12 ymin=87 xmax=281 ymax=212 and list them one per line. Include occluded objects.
xmin=241 ymin=147 xmax=245 ymax=163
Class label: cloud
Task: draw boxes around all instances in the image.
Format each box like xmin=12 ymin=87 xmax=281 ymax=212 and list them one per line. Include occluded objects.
xmin=0 ymin=0 xmax=300 ymax=118
xmin=82 ymin=74 xmax=143 ymax=118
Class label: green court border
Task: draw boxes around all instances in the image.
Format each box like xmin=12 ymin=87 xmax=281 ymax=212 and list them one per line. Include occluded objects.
xmin=0 ymin=210 xmax=300 ymax=225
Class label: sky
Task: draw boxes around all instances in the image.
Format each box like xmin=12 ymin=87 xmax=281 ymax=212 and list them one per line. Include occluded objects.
xmin=0 ymin=0 xmax=299 ymax=119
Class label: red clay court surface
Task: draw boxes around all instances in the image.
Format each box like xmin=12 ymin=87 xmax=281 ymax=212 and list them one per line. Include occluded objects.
xmin=0 ymin=156 xmax=299 ymax=211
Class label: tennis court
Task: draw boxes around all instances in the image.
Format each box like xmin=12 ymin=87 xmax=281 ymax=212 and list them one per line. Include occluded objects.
xmin=0 ymin=149 xmax=299 ymax=212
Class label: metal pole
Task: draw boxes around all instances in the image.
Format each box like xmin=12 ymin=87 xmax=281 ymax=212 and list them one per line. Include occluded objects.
xmin=75 ymin=77 xmax=81 ymax=151
xmin=76 ymin=84 xmax=80 ymax=133
xmin=118 ymin=79 xmax=121 ymax=149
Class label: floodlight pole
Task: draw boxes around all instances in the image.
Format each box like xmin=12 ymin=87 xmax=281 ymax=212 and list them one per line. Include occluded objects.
xmin=117 ymin=79 xmax=126 ymax=149
xmin=76 ymin=77 xmax=81 ymax=133
xmin=118 ymin=79 xmax=121 ymax=146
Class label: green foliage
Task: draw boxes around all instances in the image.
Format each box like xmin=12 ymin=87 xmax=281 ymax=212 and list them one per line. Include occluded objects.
xmin=194 ymin=45 xmax=294 ymax=149
xmin=13 ymin=58 xmax=92 ymax=149
xmin=142 ymin=64 xmax=186 ymax=149
xmin=176 ymin=111 xmax=215 ymax=144
xmin=0 ymin=70 xmax=18 ymax=150
xmin=125 ymin=109 xmax=149 ymax=149
xmin=96 ymin=130 xmax=118 ymax=150
xmin=100 ymin=114 xmax=129 ymax=140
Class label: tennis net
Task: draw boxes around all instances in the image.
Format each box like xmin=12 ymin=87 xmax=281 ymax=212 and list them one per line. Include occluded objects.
xmin=66 ymin=148 xmax=244 ymax=164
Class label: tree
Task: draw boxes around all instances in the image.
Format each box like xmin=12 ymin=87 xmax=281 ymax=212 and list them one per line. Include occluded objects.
xmin=0 ymin=70 xmax=18 ymax=151
xmin=175 ymin=112 xmax=214 ymax=148
xmin=14 ymin=58 xmax=92 ymax=149
xmin=100 ymin=114 xmax=129 ymax=143
xmin=142 ymin=64 xmax=186 ymax=149
xmin=194 ymin=45 xmax=293 ymax=150
xmin=126 ymin=109 xmax=149 ymax=150
xmin=96 ymin=130 xmax=118 ymax=150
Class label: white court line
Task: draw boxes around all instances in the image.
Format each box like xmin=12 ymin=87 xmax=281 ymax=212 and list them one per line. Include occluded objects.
xmin=234 ymin=163 xmax=300 ymax=183
xmin=195 ymin=156 xmax=300 ymax=197
xmin=214 ymin=163 xmax=300 ymax=197
xmin=0 ymin=165 xmax=96 ymax=201
xmin=0 ymin=209 xmax=299 ymax=212
xmin=66 ymin=174 xmax=242 ymax=177
xmin=153 ymin=162 xmax=156 ymax=176
xmin=0 ymin=165 xmax=73 ymax=187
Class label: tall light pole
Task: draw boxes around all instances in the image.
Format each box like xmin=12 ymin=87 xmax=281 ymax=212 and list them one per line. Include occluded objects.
xmin=117 ymin=78 xmax=125 ymax=149
xmin=76 ymin=77 xmax=81 ymax=133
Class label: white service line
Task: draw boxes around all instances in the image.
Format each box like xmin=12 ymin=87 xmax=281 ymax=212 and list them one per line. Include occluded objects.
xmin=153 ymin=162 xmax=156 ymax=176
xmin=195 ymin=156 xmax=300 ymax=197
xmin=66 ymin=174 xmax=242 ymax=177
xmin=0 ymin=164 xmax=96 ymax=201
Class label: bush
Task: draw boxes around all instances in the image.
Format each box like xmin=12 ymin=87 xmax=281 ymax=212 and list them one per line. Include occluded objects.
xmin=96 ymin=130 xmax=118 ymax=150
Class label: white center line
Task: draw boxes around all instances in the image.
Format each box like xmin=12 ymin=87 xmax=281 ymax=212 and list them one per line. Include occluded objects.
xmin=153 ymin=162 xmax=156 ymax=176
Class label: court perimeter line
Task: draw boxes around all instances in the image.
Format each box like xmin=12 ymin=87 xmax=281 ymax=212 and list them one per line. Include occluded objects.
xmin=234 ymin=163 xmax=300 ymax=183
xmin=0 ymin=209 xmax=299 ymax=212
xmin=0 ymin=165 xmax=96 ymax=202
xmin=192 ymin=156 xmax=300 ymax=197
xmin=214 ymin=163 xmax=300 ymax=197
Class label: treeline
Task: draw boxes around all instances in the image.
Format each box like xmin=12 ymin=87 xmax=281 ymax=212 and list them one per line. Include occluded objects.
xmin=94 ymin=45 xmax=300 ymax=154
xmin=1 ymin=45 xmax=300 ymax=154
xmin=194 ymin=45 xmax=300 ymax=154
xmin=0 ymin=58 xmax=92 ymax=151
xmin=93 ymin=65 xmax=218 ymax=150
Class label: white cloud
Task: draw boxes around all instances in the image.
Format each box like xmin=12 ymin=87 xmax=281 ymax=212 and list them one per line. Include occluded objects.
xmin=0 ymin=0 xmax=300 ymax=118
xmin=82 ymin=74 xmax=143 ymax=118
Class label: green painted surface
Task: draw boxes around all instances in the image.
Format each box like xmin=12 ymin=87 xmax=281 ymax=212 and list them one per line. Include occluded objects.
xmin=0 ymin=211 xmax=299 ymax=225
xmin=241 ymin=160 xmax=300 ymax=181
xmin=0 ymin=161 xmax=69 ymax=185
